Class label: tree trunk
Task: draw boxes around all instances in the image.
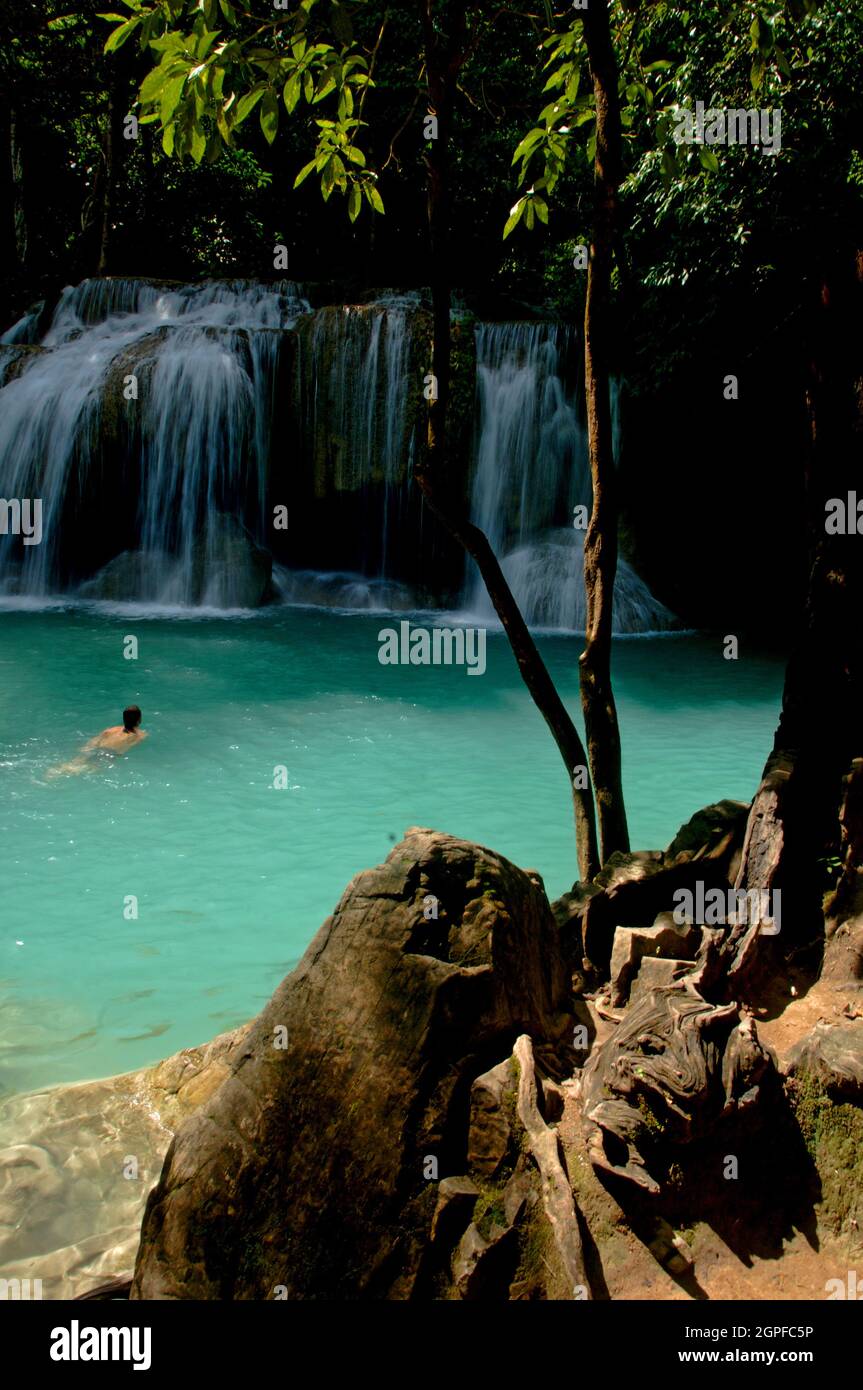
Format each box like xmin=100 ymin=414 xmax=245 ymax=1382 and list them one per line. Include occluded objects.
xmin=97 ymin=91 xmax=116 ymax=276
xmin=416 ymin=0 xmax=599 ymax=880
xmin=9 ymin=108 xmax=27 ymax=268
xmin=730 ymin=252 xmax=863 ymax=982
xmin=579 ymin=1 xmax=629 ymax=863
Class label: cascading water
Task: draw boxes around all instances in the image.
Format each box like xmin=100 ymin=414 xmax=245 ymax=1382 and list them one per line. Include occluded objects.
xmin=291 ymin=292 xmax=420 ymax=584
xmin=0 ymin=278 xmax=308 ymax=604
xmin=465 ymin=321 xmax=673 ymax=633
xmin=470 ymin=322 xmax=588 ymax=554
xmin=0 ymin=279 xmax=672 ymax=629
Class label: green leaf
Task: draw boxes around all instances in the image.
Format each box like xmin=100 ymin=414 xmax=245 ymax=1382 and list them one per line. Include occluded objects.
xmin=534 ymin=197 xmax=549 ymax=224
xmin=512 ymin=129 xmax=544 ymax=165
xmin=503 ymin=199 xmax=525 ymax=239
xmin=160 ymin=73 xmax=188 ymax=126
xmin=283 ymin=74 xmax=301 ymax=113
xmin=189 ymin=123 xmax=207 ymax=164
xmin=162 ymin=120 xmax=176 ymax=156
xmin=140 ymin=60 xmax=183 ymax=105
xmin=104 ymin=15 xmax=141 ymax=52
xmin=293 ymin=159 xmax=317 ymax=188
xmin=698 ymin=147 xmax=719 ymax=173
xmin=236 ymin=83 xmax=266 ymax=123
xmin=365 ymin=182 xmax=385 ymax=214
xmin=348 ymin=181 xmax=361 ymax=222
xmin=524 ymin=199 xmax=535 ymax=230
xmin=313 ymin=75 xmax=337 ymax=103
xmin=260 ymin=89 xmax=279 ymax=144
xmin=216 ymin=102 xmax=233 ymax=143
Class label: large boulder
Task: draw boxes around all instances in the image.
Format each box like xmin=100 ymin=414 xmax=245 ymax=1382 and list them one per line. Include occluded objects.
xmin=77 ymin=516 xmax=273 ymax=608
xmin=190 ymin=512 xmax=273 ymax=608
xmin=130 ymin=829 xmax=573 ymax=1300
xmin=77 ymin=550 xmax=173 ymax=601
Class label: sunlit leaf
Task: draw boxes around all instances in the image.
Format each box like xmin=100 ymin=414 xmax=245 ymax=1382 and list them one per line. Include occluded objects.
xmin=260 ymin=88 xmax=279 ymax=144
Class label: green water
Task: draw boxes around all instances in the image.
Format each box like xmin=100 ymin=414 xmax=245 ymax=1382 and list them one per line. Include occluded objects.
xmin=0 ymin=603 xmax=785 ymax=1095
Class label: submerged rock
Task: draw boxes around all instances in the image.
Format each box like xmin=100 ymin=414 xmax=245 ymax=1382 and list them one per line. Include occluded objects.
xmin=77 ymin=515 xmax=273 ymax=608
xmin=0 ymin=1026 xmax=248 ymax=1301
xmin=131 ymin=828 xmax=573 ymax=1300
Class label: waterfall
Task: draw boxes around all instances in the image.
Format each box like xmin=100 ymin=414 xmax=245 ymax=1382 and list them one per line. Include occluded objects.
xmin=470 ymin=322 xmax=588 ymax=554
xmin=465 ymin=321 xmax=673 ymax=633
xmin=0 ymin=278 xmax=308 ymax=603
xmin=292 ymin=293 xmax=420 ymax=581
xmin=0 ymin=278 xmax=672 ymax=629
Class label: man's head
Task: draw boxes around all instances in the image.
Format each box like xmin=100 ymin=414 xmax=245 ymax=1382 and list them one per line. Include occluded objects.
xmin=123 ymin=705 xmax=142 ymax=732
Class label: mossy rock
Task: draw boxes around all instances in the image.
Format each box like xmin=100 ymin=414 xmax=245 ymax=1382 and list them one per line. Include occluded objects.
xmin=787 ymin=1069 xmax=863 ymax=1239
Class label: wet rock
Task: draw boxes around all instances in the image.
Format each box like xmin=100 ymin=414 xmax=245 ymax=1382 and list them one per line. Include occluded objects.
xmin=77 ymin=551 xmax=173 ymax=601
xmin=0 ymin=1026 xmax=248 ymax=1300
xmin=190 ymin=513 xmax=273 ymax=608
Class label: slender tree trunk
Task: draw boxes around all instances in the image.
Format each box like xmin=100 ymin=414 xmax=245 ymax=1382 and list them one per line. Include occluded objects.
xmin=417 ymin=0 xmax=599 ymax=880
xmin=9 ymin=109 xmax=27 ymax=268
xmin=580 ymin=1 xmax=629 ymax=862
xmin=97 ymin=92 xmax=116 ymax=276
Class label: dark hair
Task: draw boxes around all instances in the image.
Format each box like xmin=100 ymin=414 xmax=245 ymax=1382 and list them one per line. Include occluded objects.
xmin=123 ymin=705 xmax=142 ymax=731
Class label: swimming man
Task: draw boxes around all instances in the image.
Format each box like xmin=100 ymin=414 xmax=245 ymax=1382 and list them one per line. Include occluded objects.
xmin=47 ymin=705 xmax=148 ymax=776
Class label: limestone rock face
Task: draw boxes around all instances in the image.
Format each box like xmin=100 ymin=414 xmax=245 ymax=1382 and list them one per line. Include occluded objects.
xmin=131 ymin=829 xmax=572 ymax=1300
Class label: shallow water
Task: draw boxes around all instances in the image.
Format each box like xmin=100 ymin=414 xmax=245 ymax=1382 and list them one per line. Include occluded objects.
xmin=0 ymin=603 xmax=785 ymax=1094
